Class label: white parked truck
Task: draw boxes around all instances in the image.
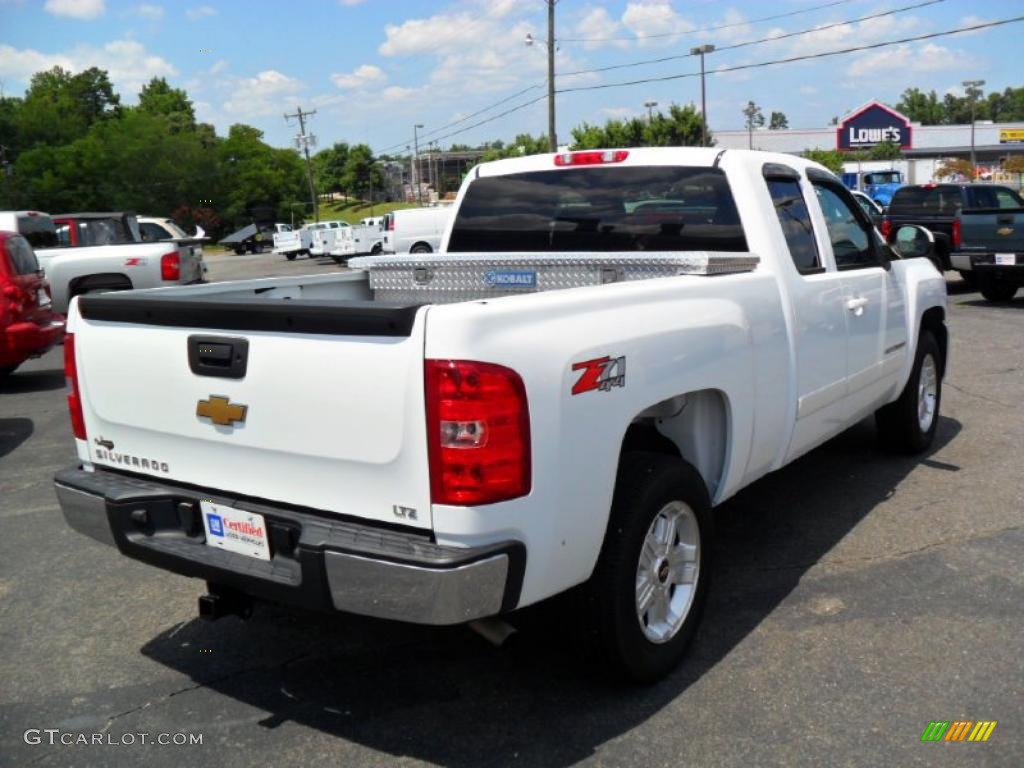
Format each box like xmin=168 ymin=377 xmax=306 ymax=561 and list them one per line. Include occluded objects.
xmin=328 ymin=223 xmax=384 ymax=263
xmin=272 ymin=222 xmax=323 ymax=260
xmin=309 ymin=220 xmax=350 ymax=257
xmin=381 ymin=206 xmax=452 ymax=254
xmin=54 ymin=149 xmax=948 ymax=682
xmin=0 ymin=211 xmax=205 ymax=314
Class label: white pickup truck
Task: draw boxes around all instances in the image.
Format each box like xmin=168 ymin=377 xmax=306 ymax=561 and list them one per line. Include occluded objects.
xmin=54 ymin=149 xmax=948 ymax=682
xmin=0 ymin=211 xmax=206 ymax=313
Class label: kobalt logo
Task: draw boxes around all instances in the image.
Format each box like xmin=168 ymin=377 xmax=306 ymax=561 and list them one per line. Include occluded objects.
xmin=571 ymin=355 xmax=626 ymax=395
xmin=484 ymin=270 xmax=537 ymax=289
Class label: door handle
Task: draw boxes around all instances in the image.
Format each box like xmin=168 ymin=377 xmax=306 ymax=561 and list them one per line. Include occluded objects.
xmin=845 ymin=297 xmax=869 ymax=316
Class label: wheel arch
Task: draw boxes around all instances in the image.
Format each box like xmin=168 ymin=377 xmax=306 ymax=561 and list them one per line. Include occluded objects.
xmin=920 ymin=306 xmax=947 ymax=377
xmin=68 ymin=272 xmax=133 ymax=298
xmin=618 ymin=389 xmax=731 ymax=502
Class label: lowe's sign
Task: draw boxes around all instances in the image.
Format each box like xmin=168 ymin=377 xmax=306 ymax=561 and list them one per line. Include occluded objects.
xmin=837 ymin=101 xmax=912 ymax=151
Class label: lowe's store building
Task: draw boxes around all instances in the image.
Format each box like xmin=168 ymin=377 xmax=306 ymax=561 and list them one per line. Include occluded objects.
xmin=715 ymin=101 xmax=1024 ymax=187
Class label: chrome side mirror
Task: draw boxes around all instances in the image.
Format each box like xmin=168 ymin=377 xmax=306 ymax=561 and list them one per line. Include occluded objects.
xmin=892 ymin=224 xmax=935 ymax=261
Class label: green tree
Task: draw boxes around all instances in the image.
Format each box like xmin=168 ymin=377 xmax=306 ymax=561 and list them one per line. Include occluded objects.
xmin=313 ymin=142 xmax=349 ymax=195
xmin=218 ymin=124 xmax=306 ymax=224
xmin=742 ymin=101 xmax=764 ymax=148
xmin=481 ymin=133 xmax=549 ymax=161
xmin=895 ymin=88 xmax=945 ymax=125
xmin=138 ymin=77 xmax=195 ymax=132
xmin=341 ymin=143 xmax=383 ymax=200
xmin=803 ymin=149 xmax=845 ymax=174
xmin=17 ymin=66 xmax=119 ymax=150
xmin=570 ymin=104 xmax=708 ymax=149
xmin=867 ymin=140 xmax=903 ymax=161
xmin=769 ymin=111 xmax=789 ymax=130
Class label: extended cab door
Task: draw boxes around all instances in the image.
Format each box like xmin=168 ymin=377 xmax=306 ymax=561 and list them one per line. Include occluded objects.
xmin=762 ymin=165 xmax=850 ymax=462
xmin=809 ymin=173 xmax=907 ymax=422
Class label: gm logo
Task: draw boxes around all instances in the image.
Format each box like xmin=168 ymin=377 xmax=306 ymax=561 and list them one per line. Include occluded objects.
xmin=206 ymin=513 xmax=224 ymax=537
xmin=921 ymin=720 xmax=997 ymax=742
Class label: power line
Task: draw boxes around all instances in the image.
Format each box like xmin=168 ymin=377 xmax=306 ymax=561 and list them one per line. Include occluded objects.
xmin=558 ymin=0 xmax=858 ymax=43
xmin=375 ymin=83 xmax=545 ymax=155
xmin=556 ymin=15 xmax=1024 ymax=95
xmin=560 ymin=0 xmax=944 ymax=78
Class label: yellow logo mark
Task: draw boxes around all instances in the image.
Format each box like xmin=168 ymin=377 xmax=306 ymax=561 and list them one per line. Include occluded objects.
xmin=196 ymin=396 xmax=247 ymax=426
xmin=997 ymin=226 xmax=1014 ymax=236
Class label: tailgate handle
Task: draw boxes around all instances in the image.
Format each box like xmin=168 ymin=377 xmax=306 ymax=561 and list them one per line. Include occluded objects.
xmin=188 ymin=335 xmax=249 ymax=379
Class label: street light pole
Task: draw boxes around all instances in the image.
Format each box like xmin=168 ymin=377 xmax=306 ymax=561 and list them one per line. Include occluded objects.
xmin=413 ymin=124 xmax=424 ymax=205
xmin=644 ymin=101 xmax=658 ymax=122
xmin=690 ymin=44 xmax=715 ymax=147
xmin=963 ymin=79 xmax=985 ymax=179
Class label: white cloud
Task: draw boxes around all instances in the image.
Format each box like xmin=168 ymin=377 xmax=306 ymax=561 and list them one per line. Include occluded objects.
xmin=381 ymin=85 xmax=418 ymax=102
xmin=44 ymin=0 xmax=104 ymax=19
xmin=222 ymin=69 xmax=305 ymax=118
xmin=379 ymin=13 xmax=494 ymax=57
xmin=799 ymin=85 xmax=819 ymax=96
xmin=185 ymin=5 xmax=216 ymax=21
xmin=338 ymin=0 xmax=364 ymax=5
xmin=601 ymin=106 xmax=636 ymax=119
xmin=847 ymin=43 xmax=977 ymax=78
xmin=0 ymin=39 xmax=176 ymax=98
xmin=330 ymin=64 xmax=386 ymax=90
xmin=574 ymin=7 xmax=629 ymax=51
xmin=621 ymin=1 xmax=694 ymax=46
xmin=209 ymin=58 xmax=228 ymax=75
xmin=134 ymin=3 xmax=163 ymax=20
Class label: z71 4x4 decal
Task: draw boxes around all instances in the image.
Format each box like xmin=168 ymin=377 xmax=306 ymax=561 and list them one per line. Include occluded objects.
xmin=571 ymin=355 xmax=626 ymax=395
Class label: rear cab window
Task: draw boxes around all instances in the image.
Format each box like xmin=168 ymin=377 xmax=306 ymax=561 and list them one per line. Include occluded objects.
xmin=765 ymin=177 xmax=821 ymax=274
xmin=16 ymin=215 xmax=58 ymax=249
xmin=965 ymin=186 xmax=1024 ymax=210
xmin=447 ymin=166 xmax=748 ymax=253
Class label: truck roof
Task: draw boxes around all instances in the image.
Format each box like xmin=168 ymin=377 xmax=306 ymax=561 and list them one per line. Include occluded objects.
xmin=51 ymin=212 xmax=136 ymax=219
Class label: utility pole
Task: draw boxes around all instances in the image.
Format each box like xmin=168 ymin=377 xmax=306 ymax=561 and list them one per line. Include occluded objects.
xmin=547 ymin=0 xmax=557 ymax=151
xmin=644 ymin=101 xmax=658 ymax=122
xmin=690 ymin=44 xmax=715 ymax=148
xmin=284 ymin=106 xmax=319 ymax=222
xmin=963 ymin=79 xmax=985 ymax=179
xmin=413 ymin=124 xmax=424 ymax=205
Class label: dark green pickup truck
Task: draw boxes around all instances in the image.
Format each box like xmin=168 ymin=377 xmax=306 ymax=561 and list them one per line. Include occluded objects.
xmin=884 ymin=183 xmax=1024 ymax=302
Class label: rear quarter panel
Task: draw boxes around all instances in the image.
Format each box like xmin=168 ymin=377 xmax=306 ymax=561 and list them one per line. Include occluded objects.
xmin=424 ymin=272 xmax=788 ymax=606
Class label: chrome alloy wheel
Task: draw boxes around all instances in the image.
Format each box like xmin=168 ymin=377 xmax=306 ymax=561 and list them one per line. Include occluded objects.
xmin=918 ymin=353 xmax=938 ymax=433
xmin=635 ymin=500 xmax=701 ymax=644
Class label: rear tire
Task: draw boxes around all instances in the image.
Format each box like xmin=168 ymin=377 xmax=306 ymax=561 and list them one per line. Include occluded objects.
xmin=410 ymin=243 xmax=432 ymax=254
xmin=957 ymin=270 xmax=977 ymax=287
xmin=285 ymin=253 xmax=297 ymax=261
xmin=978 ymin=275 xmax=1018 ymax=302
xmin=581 ymin=452 xmax=712 ymax=684
xmin=875 ymin=330 xmax=942 ymax=453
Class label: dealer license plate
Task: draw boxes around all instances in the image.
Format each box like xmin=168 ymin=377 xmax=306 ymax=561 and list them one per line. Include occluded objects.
xmin=995 ymin=253 xmax=1016 ymax=266
xmin=200 ymin=501 xmax=271 ymax=561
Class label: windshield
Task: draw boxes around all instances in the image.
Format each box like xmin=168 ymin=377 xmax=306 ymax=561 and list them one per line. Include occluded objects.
xmin=865 ymin=172 xmax=900 ymax=185
xmin=448 ymin=166 xmax=747 ymax=253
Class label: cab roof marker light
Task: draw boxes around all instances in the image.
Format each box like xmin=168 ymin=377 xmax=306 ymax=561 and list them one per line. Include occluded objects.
xmin=554 ymin=150 xmax=630 ymax=167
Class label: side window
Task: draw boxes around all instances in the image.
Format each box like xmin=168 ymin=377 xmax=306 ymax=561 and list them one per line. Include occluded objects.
xmin=767 ymin=179 xmax=821 ymax=274
xmin=937 ymin=187 xmax=962 ymax=214
xmin=140 ymin=223 xmax=163 ymax=241
xmin=55 ymin=223 xmax=71 ymax=247
xmin=6 ymin=236 xmax=40 ymax=274
xmin=812 ymin=183 xmax=875 ymax=270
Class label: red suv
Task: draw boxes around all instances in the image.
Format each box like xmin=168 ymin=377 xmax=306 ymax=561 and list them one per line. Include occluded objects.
xmin=0 ymin=231 xmax=65 ymax=377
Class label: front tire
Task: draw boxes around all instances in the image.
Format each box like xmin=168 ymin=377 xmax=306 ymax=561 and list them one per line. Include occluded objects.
xmin=581 ymin=452 xmax=712 ymax=683
xmin=875 ymin=330 xmax=942 ymax=453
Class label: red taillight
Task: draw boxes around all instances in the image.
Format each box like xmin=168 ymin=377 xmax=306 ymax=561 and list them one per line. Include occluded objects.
xmin=425 ymin=359 xmax=531 ymax=506
xmin=160 ymin=251 xmax=180 ymax=281
xmin=64 ymin=333 xmax=86 ymax=440
xmin=880 ymin=218 xmax=892 ymax=241
xmin=952 ymin=218 xmax=961 ymax=248
xmin=554 ymin=150 xmax=629 ymax=166
xmin=387 ymin=217 xmax=395 ymax=231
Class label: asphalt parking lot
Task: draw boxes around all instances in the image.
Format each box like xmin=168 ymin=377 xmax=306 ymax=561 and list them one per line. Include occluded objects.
xmin=1 ymin=251 xmax=1021 ymax=767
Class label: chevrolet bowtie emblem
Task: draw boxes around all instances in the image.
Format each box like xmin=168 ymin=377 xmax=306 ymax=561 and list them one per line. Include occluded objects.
xmin=997 ymin=226 xmax=1014 ymax=236
xmin=196 ymin=396 xmax=248 ymax=426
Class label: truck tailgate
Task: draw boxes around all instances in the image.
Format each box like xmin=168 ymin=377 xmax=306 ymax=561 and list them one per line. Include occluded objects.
xmin=960 ymin=210 xmax=1024 ymax=252
xmin=73 ymin=298 xmax=432 ymax=529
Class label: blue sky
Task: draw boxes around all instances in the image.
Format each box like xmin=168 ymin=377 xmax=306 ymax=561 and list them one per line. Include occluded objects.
xmin=1 ymin=0 xmax=1018 ymax=153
